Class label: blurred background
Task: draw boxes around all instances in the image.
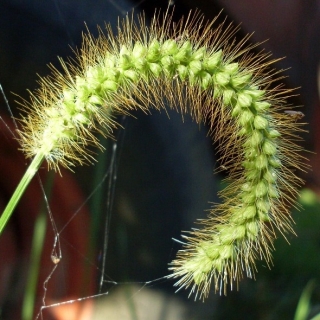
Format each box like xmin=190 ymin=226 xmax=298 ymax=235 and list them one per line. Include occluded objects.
xmin=0 ymin=0 xmax=320 ymax=319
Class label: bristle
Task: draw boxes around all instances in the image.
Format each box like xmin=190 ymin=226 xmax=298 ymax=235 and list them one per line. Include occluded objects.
xmin=16 ymin=9 xmax=307 ymax=298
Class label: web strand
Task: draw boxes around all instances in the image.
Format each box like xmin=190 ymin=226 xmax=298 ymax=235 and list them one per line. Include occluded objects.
xmin=0 ymin=83 xmax=18 ymax=138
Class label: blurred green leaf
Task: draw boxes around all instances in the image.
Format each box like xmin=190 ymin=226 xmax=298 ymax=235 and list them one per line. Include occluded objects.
xmin=294 ymin=280 xmax=316 ymax=320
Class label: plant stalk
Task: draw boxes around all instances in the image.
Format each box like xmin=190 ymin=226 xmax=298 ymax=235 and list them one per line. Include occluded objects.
xmin=0 ymin=152 xmax=45 ymax=235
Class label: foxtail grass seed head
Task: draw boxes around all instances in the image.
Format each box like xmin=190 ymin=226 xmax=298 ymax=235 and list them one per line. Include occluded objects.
xmin=16 ymin=10 xmax=307 ymax=299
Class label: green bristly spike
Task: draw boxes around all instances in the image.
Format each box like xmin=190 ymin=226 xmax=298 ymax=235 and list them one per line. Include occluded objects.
xmin=0 ymin=9 xmax=307 ymax=299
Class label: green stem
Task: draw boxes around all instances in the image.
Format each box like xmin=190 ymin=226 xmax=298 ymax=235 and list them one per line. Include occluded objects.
xmin=0 ymin=152 xmax=45 ymax=235
xmin=21 ymin=171 xmax=54 ymax=320
xmin=22 ymin=206 xmax=47 ymax=320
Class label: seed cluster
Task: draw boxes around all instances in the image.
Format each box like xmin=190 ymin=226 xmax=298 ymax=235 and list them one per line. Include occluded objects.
xmin=17 ymin=11 xmax=306 ymax=298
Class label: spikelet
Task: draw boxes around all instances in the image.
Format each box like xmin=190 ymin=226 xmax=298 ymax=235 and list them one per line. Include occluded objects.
xmin=16 ymin=10 xmax=307 ymax=299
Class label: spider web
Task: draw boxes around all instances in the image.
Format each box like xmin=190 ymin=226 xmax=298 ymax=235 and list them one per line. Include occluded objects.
xmin=0 ymin=1 xmax=219 ymax=319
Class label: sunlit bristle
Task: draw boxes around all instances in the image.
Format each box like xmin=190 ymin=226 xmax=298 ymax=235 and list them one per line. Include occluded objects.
xmin=16 ymin=9 xmax=307 ymax=299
